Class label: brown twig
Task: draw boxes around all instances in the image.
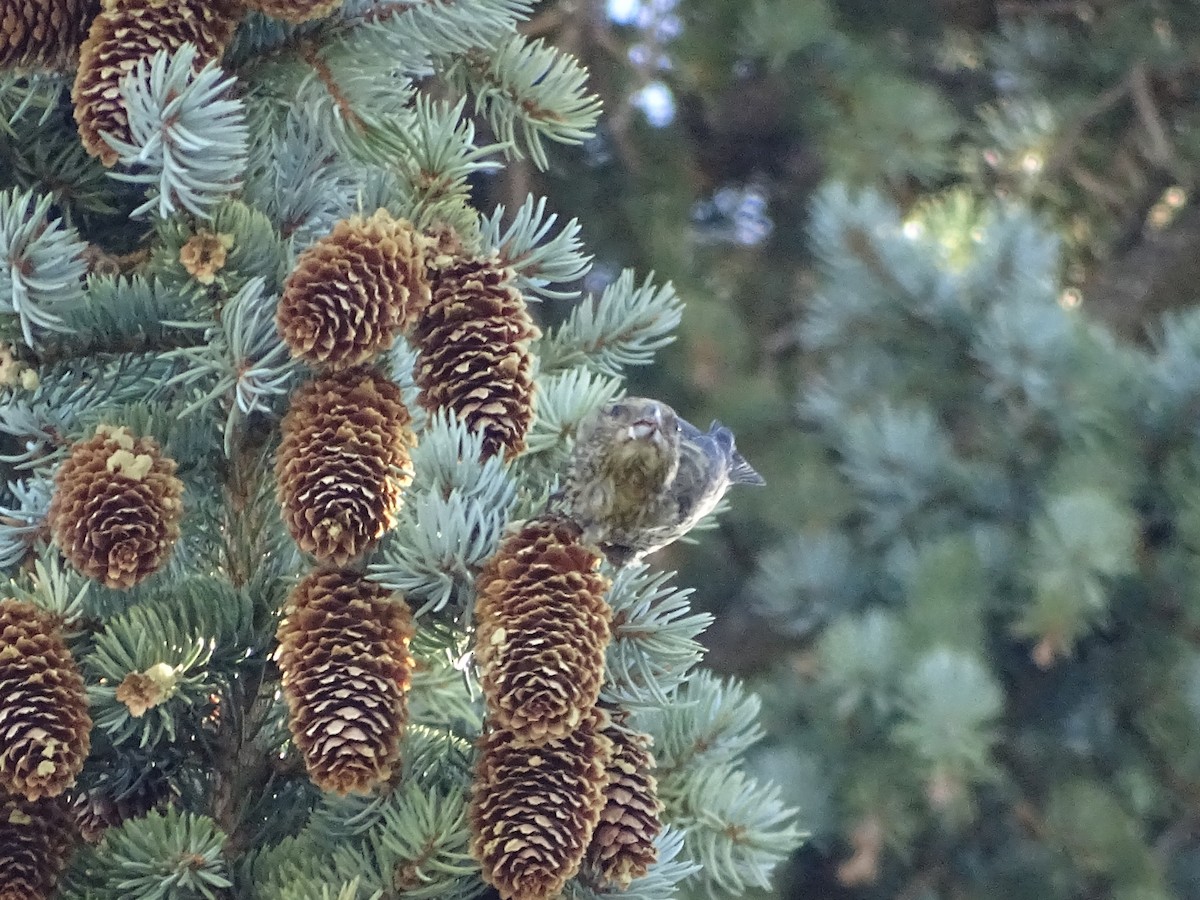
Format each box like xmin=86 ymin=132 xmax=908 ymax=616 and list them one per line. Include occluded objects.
xmin=1129 ymin=61 xmax=1189 ymax=182
xmin=521 ymin=4 xmax=567 ymax=38
xmin=996 ymin=0 xmax=1093 ymax=17
xmin=1066 ymin=162 xmax=1127 ymax=208
xmin=1043 ymin=75 xmax=1132 ymax=176
xmin=299 ymin=39 xmax=366 ymax=135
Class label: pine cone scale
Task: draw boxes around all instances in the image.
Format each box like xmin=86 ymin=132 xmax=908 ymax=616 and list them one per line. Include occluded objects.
xmin=241 ymin=0 xmax=344 ymax=24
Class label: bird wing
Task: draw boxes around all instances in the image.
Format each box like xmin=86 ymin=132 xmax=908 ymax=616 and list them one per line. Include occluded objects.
xmin=709 ymin=420 xmax=765 ymax=486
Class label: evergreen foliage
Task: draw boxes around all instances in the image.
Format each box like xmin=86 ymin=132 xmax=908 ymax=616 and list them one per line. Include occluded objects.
xmin=17 ymin=0 xmax=1200 ymax=897
xmin=756 ymin=185 xmax=1200 ymax=897
xmin=105 ymin=47 xmax=250 ymax=220
xmin=0 ymin=3 xmax=799 ymax=899
xmin=491 ymin=3 xmax=1200 ymax=895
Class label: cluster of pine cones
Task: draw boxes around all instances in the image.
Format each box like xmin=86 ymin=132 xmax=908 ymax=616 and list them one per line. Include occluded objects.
xmin=0 ymin=599 xmax=90 ymax=897
xmin=271 ymin=211 xmax=539 ymax=801
xmin=270 ymin=211 xmax=662 ymax=898
xmin=1 ymin=205 xmax=654 ymax=898
xmin=1 ymin=0 xmax=344 ymax=166
xmin=1 ymin=2 xmax=663 ymax=898
xmin=471 ymin=517 xmax=665 ymax=898
xmin=1 ymin=422 xmax=183 ymax=895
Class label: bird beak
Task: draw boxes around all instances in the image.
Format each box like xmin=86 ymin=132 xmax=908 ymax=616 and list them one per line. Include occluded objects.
xmin=628 ymin=408 xmax=661 ymax=441
xmin=628 ymin=420 xmax=654 ymax=440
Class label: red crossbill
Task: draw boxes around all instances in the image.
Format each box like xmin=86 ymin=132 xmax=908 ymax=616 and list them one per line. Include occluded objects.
xmin=560 ymin=397 xmax=764 ymax=566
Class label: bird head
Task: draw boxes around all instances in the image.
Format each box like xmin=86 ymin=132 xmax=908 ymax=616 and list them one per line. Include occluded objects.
xmin=584 ymin=397 xmax=681 ymax=491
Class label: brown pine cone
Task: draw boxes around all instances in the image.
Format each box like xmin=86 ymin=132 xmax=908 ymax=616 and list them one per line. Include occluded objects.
xmin=0 ymin=0 xmax=100 ymax=72
xmin=72 ymin=0 xmax=243 ymax=166
xmin=275 ymin=570 xmax=415 ymax=795
xmin=276 ymin=367 xmax=415 ymax=565
xmin=70 ymin=767 xmax=168 ymax=844
xmin=277 ymin=211 xmax=432 ymax=371
xmin=470 ymin=709 xmax=614 ymax=900
xmin=0 ymin=792 xmax=74 ymax=900
xmin=586 ymin=723 xmax=663 ymax=888
xmin=413 ymin=254 xmax=539 ymax=460
xmin=71 ymin=789 xmax=117 ymax=845
xmin=0 ymin=600 xmax=91 ymax=802
xmin=48 ymin=425 xmax=183 ymax=589
xmin=241 ymin=0 xmax=343 ymax=23
xmin=475 ymin=517 xmax=611 ymax=747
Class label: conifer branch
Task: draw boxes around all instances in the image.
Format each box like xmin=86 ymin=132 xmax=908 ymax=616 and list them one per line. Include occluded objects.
xmin=106 ymin=46 xmax=249 ymax=221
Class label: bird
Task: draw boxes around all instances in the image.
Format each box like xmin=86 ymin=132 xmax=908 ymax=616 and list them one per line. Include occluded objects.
xmin=559 ymin=397 xmax=765 ymax=566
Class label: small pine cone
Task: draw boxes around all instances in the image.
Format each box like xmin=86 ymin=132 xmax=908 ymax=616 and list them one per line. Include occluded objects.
xmin=0 ymin=792 xmax=74 ymax=900
xmin=413 ymin=255 xmax=539 ymax=460
xmin=0 ymin=601 xmax=91 ymax=802
xmin=70 ymin=789 xmax=116 ymax=845
xmin=277 ymin=211 xmax=432 ymax=370
xmin=586 ymin=724 xmax=663 ymax=888
xmin=471 ymin=709 xmax=614 ymax=900
xmin=71 ymin=787 xmax=138 ymax=845
xmin=241 ymin=0 xmax=344 ymax=24
xmin=275 ymin=570 xmax=415 ymax=795
xmin=72 ymin=0 xmax=242 ymax=166
xmin=0 ymin=0 xmax=100 ymax=72
xmin=178 ymin=230 xmax=232 ymax=286
xmin=475 ymin=517 xmax=612 ymax=746
xmin=422 ymin=223 xmax=467 ymax=271
xmin=48 ymin=425 xmax=183 ymax=589
xmin=276 ymin=367 xmax=415 ymax=565
xmin=70 ymin=765 xmax=170 ymax=844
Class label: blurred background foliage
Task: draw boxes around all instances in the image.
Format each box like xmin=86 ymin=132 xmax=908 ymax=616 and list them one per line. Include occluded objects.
xmin=480 ymin=1 xmax=1200 ymax=897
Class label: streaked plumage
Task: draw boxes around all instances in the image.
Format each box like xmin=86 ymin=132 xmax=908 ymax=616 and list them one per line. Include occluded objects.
xmin=560 ymin=397 xmax=764 ymax=566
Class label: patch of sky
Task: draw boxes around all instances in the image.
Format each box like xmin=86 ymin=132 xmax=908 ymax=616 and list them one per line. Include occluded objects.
xmin=632 ymin=82 xmax=676 ymax=127
xmin=692 ymin=186 xmax=774 ymax=246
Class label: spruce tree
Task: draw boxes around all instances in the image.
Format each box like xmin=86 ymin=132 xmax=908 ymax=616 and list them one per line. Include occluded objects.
xmin=0 ymin=3 xmax=799 ymax=898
